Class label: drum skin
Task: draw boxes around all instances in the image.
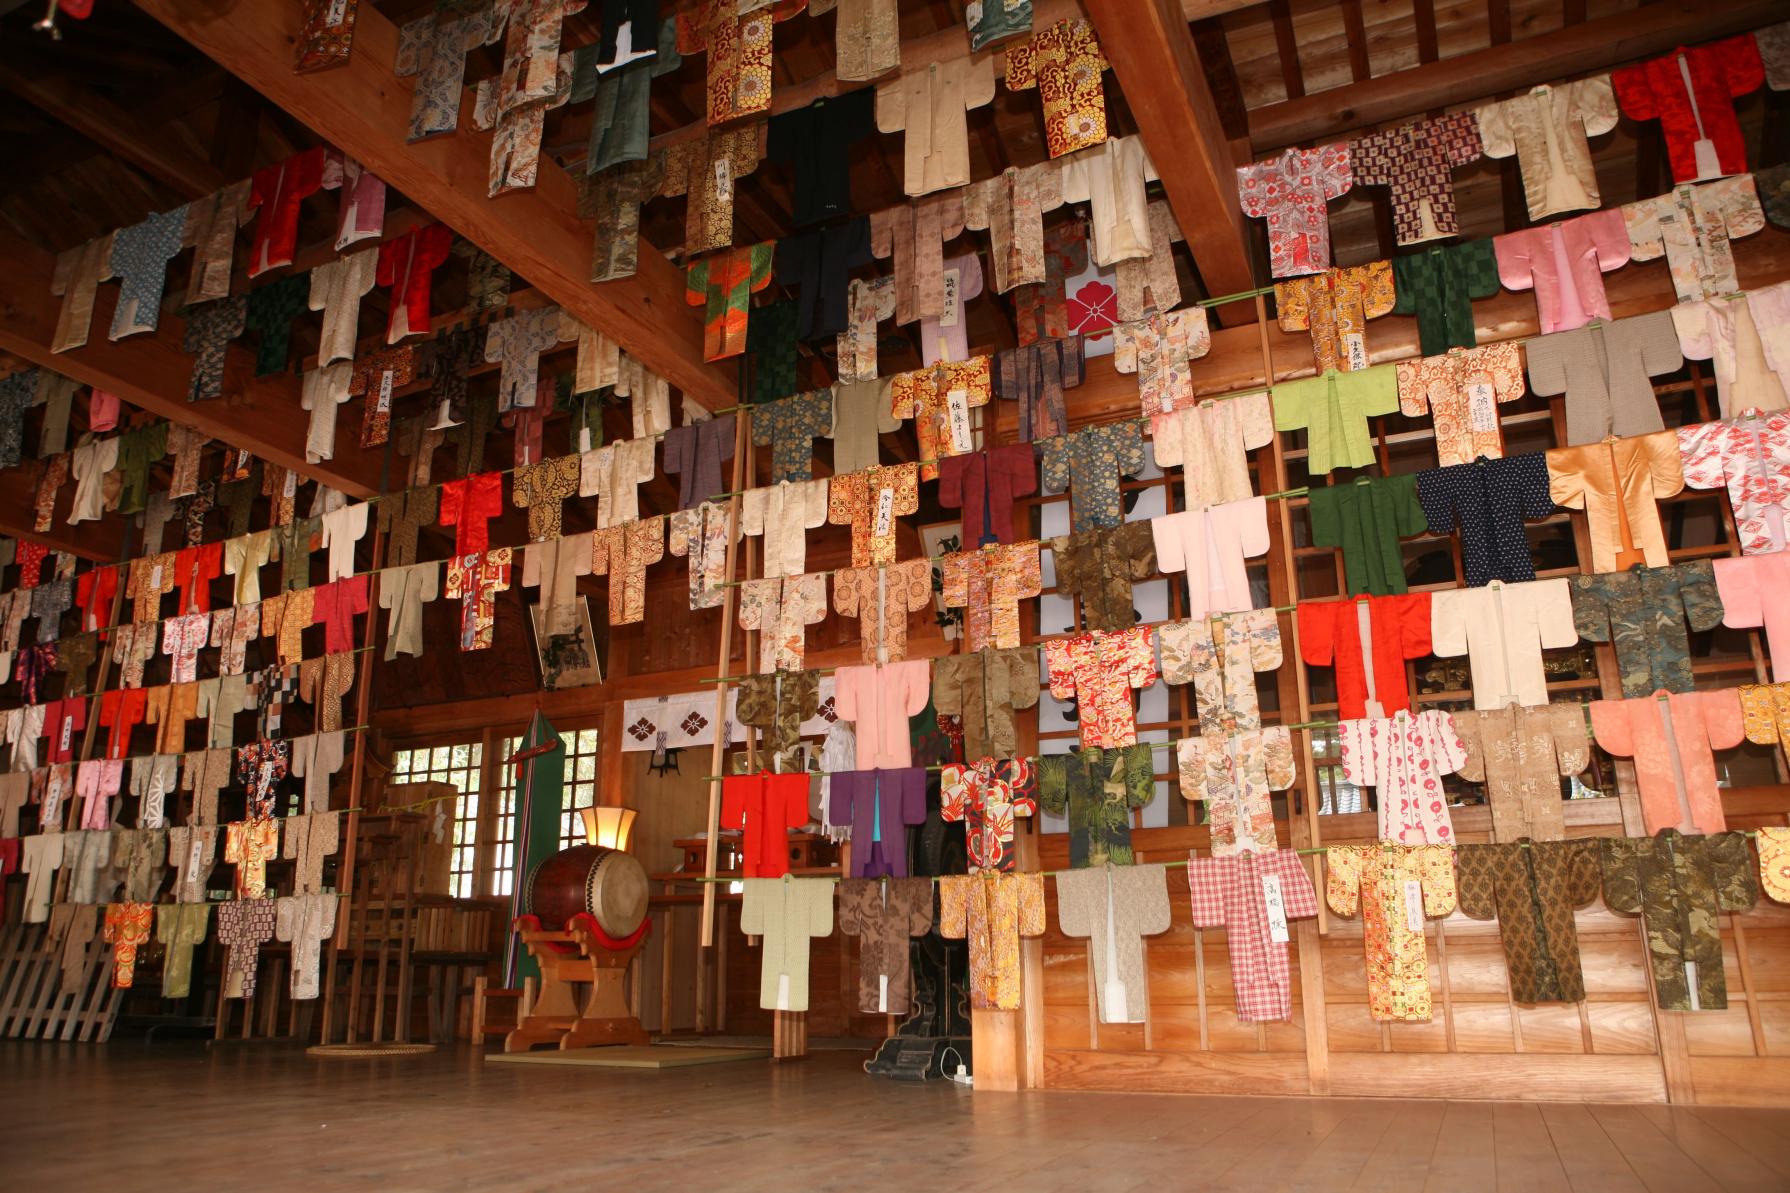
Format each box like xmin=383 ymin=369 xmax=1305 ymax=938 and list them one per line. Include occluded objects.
xmin=523 ymin=845 xmax=649 ymax=936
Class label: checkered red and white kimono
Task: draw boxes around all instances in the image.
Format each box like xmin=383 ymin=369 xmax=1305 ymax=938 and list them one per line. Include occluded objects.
xmin=1186 ymin=849 xmax=1317 ymax=1022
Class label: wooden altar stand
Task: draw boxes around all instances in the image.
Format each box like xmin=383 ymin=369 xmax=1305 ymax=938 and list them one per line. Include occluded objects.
xmin=504 ymin=913 xmax=651 ymax=1052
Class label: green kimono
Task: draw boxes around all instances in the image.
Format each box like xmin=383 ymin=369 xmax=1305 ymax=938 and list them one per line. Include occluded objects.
xmin=1307 ymin=474 xmax=1424 ymax=595
xmin=1390 ymin=239 xmax=1500 ymax=356
xmin=1601 ymin=830 xmax=1756 ymax=1011
xmin=1272 ymin=365 xmax=1399 ymax=476
xmin=1571 ymin=562 xmax=1724 ymax=698
xmin=1039 ymin=744 xmax=1154 ymax=869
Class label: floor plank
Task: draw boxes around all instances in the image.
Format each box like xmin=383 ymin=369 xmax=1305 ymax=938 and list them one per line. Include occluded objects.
xmin=1537 ymin=1102 xmax=1647 ymax=1193
xmin=1586 ymin=1104 xmax=1724 ymax=1193
xmin=5 ymin=1042 xmax=1790 ymax=1193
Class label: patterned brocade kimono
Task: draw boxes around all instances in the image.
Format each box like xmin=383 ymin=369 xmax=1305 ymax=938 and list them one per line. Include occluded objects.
xmin=937 ymin=871 xmax=1044 ymax=1010
xmin=1326 ymin=843 xmax=1456 ymax=1021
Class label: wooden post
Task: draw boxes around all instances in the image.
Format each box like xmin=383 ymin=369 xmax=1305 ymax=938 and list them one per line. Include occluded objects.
xmin=700 ymin=405 xmax=752 ymax=947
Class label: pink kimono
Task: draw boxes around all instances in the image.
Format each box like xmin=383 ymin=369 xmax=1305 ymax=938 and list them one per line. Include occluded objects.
xmin=833 ymin=659 xmax=931 ymax=770
xmin=1493 ymin=208 xmax=1630 ymax=333
xmin=1713 ymin=553 xmax=1790 ymax=683
xmin=1150 ymin=497 xmax=1268 ymax=621
xmin=1590 ymin=689 xmax=1745 ymax=834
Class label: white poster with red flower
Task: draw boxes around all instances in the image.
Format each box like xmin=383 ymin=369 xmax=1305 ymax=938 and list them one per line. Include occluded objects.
xmin=1064 ymin=257 xmax=1118 ymax=358
xmin=620 ymin=678 xmax=840 ymax=752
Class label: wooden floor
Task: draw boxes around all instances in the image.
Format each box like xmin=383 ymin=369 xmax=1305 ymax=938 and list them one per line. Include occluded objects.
xmin=6 ymin=1044 xmax=1790 ymax=1192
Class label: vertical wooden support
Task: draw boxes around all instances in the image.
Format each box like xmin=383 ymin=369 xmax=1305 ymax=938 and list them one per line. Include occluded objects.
xmin=321 ymin=521 xmax=387 ymax=1043
xmin=700 ymin=406 xmax=753 ymax=947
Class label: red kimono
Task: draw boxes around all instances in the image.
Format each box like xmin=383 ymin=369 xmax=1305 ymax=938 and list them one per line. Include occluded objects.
xmin=720 ymin=771 xmax=810 ymax=878
xmin=1297 ymin=592 xmax=1432 ymax=720
xmin=1613 ymin=37 xmax=1764 ymax=184
xmin=247 ymin=147 xmax=326 ymax=276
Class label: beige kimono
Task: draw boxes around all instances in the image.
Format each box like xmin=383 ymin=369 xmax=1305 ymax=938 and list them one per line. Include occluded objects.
xmin=875 ymin=55 xmax=997 ymax=196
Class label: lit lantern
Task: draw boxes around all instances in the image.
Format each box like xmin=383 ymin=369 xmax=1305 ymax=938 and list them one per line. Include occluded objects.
xmin=581 ymin=805 xmax=637 ymax=851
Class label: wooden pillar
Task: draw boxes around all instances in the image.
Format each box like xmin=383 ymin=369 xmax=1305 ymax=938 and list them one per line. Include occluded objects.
xmin=699 ymin=406 xmax=752 ymax=947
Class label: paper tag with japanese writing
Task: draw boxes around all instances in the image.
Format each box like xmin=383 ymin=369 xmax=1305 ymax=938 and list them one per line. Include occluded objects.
xmin=150 ymin=564 xmax=164 ymax=591
xmin=258 ymin=761 xmax=275 ymax=793
xmin=940 ymin=269 xmax=961 ymax=329
xmin=1403 ymin=879 xmax=1425 ymax=933
xmin=713 ymin=158 xmax=733 ymax=203
xmin=284 ymin=469 xmax=298 ymax=500
xmin=187 ymin=833 xmax=204 ymax=877
xmin=1343 ymin=333 xmax=1368 ymax=372
xmin=326 ymin=0 xmax=349 ymax=24
xmin=376 ymin=371 xmax=395 ymax=415
xmin=59 ymin=717 xmax=72 ymax=754
xmin=878 ymin=974 xmax=889 ymax=1013
xmin=946 ymin=390 xmax=974 ymax=454
xmin=874 ymin=487 xmax=895 ymax=537
xmin=1262 ymin=873 xmax=1289 ymax=943
xmin=1465 ymin=379 xmax=1497 ymax=429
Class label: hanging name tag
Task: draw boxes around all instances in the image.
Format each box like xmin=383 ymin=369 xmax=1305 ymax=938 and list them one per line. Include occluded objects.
xmin=1403 ymin=878 xmax=1425 ymax=933
xmin=283 ymin=469 xmax=299 ymax=500
xmin=874 ymin=487 xmax=895 ymax=537
xmin=776 ymin=973 xmax=791 ymax=1012
xmin=713 ymin=157 xmax=733 ymax=203
xmin=258 ymin=761 xmax=275 ymax=793
xmin=59 ymin=717 xmax=72 ymax=753
xmin=187 ymin=834 xmax=204 ymax=876
xmin=1262 ymin=873 xmax=1289 ymax=943
xmin=376 ymin=370 xmax=395 ymax=415
xmin=940 ymin=269 xmax=961 ymax=329
xmin=946 ymin=389 xmax=974 ymax=454
xmin=1465 ymin=379 xmax=1497 ymax=429
xmin=150 ymin=564 xmax=164 ymax=591
xmin=326 ymin=0 xmax=349 ymax=24
xmin=1343 ymin=333 xmax=1368 ymax=372
xmin=878 ymin=974 xmax=889 ymax=1013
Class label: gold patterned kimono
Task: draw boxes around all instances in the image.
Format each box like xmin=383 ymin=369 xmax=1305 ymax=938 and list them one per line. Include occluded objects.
xmin=1159 ymin=609 xmax=1280 ymax=735
xmin=938 ymin=871 xmax=1045 ymax=1011
xmin=658 ymin=126 xmax=763 ymax=253
xmin=1452 ymin=704 xmax=1590 ymax=842
xmin=676 ymin=0 xmax=806 ymax=126
xmin=888 ymin=358 xmax=992 ymax=481
xmin=1326 ymin=844 xmax=1457 ymax=1021
xmin=932 ymin=645 xmax=1041 ymax=760
xmin=738 ymin=573 xmax=827 ymax=672
xmin=1275 ymin=261 xmax=1396 ymax=374
xmin=828 ymin=464 xmax=919 ymax=567
xmin=1394 ymin=342 xmax=1528 ymax=467
xmin=832 ymin=559 xmax=930 ymax=664
xmin=511 ymin=454 xmax=581 ymax=542
xmin=1003 ymin=17 xmax=1109 ymax=158
xmin=1740 ymin=683 xmax=1790 ymax=759
xmin=940 ymin=541 xmax=1041 ymax=653
xmin=1177 ymin=727 xmax=1294 ymax=856
xmin=444 ymin=548 xmax=512 ymax=650
xmin=589 ymin=517 xmax=665 ymax=626
xmin=1759 ymin=826 xmax=1790 ymax=905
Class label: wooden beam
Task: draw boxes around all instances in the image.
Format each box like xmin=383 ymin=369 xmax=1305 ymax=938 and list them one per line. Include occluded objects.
xmin=0 ymin=231 xmax=384 ymax=497
xmin=1083 ymin=0 xmax=1258 ymax=307
xmin=1339 ymin=0 xmax=1372 ymax=83
xmin=0 ymin=63 xmax=228 ymax=199
xmin=130 ymin=0 xmax=738 ymax=412
xmin=1246 ymin=0 xmax=1784 ymax=152
xmin=1266 ymin=0 xmax=1305 ymax=100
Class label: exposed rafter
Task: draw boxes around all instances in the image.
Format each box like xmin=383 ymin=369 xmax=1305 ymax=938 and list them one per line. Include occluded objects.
xmin=1246 ymin=0 xmax=1785 ymax=152
xmin=0 ymin=232 xmax=384 ymax=498
xmin=130 ymin=0 xmax=738 ymax=411
xmin=1084 ymin=0 xmax=1258 ymax=309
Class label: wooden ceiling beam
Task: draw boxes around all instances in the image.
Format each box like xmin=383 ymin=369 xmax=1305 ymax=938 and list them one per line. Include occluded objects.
xmin=130 ymin=0 xmax=738 ymax=413
xmin=0 ymin=231 xmax=384 ymax=498
xmin=1083 ymin=0 xmax=1257 ymax=309
xmin=0 ymin=62 xmax=229 ymax=200
xmin=1246 ymin=0 xmax=1784 ymax=152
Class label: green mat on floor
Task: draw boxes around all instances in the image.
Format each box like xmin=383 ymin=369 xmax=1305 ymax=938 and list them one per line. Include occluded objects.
xmin=484 ymin=1045 xmax=769 ymax=1068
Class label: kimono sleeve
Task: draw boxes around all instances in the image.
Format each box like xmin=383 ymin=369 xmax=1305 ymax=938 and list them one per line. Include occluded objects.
xmin=1296 ymin=600 xmax=1337 ymax=668
xmin=1015 ymin=872 xmax=1046 ymax=937
xmin=1393 ymin=591 xmax=1434 ymax=659
xmin=1125 ymin=627 xmax=1159 ymax=691
xmin=1452 ymin=846 xmax=1498 ymax=921
xmin=1428 ymin=590 xmax=1469 ymax=659
xmin=1709 ymin=831 xmax=1761 ymax=912
xmin=1675 ymin=560 xmax=1726 ymax=635
xmin=1263 ymin=726 xmax=1297 ymax=791
xmin=737 ymin=880 xmax=767 ymax=937
xmin=1415 ymin=468 xmax=1460 ymax=537
xmin=1274 ymin=278 xmax=1312 ymax=333
xmin=1430 ymin=711 xmax=1469 ymax=776
xmin=1111 ymin=323 xmax=1140 ymax=377
xmin=1388 ymin=474 xmax=1427 ymax=537
xmin=903 ymin=881 xmax=934 ymax=936
xmin=1395 ymin=361 xmax=1434 ymax=418
xmin=1234 ymin=162 xmax=1270 ymax=219
xmin=1345 ymin=130 xmax=1395 ymax=187
xmin=1119 ymin=520 xmax=1157 ymax=582
xmin=1641 ymin=429 xmax=1685 ymax=499
xmin=1561 ymin=839 xmax=1605 ymax=909
xmin=1713 ymin=556 xmax=1762 ymax=633
xmin=1043 ymin=638 xmax=1076 ymax=701
xmin=1715 ymin=33 xmax=1766 ymax=97
xmin=1039 ymin=437 xmax=1071 ymax=496
xmin=1610 ymin=64 xmax=1656 ymax=124
xmin=1509 ymin=453 xmax=1556 ymax=518
xmin=1523 ymin=332 xmax=1570 ymax=398
xmin=1533 ymin=578 xmax=1580 ymax=650
xmin=1675 ymin=421 xmax=1726 ymax=491
xmin=1185 ymin=856 xmax=1228 ymax=928
xmin=1325 ymin=844 xmax=1364 ymax=915
xmin=1588 ymin=699 xmax=1633 ymax=760
xmin=719 ymin=780 xmax=746 ymax=832
xmin=1669 ymin=301 xmax=1715 ymax=362
xmin=1493 ymin=230 xmax=1538 ymax=293
xmin=962 ymin=54 xmax=998 ymax=112
xmin=936 ymin=876 xmax=969 ymax=939
xmin=1546 ymin=449 xmax=1588 ymax=510
xmin=1271 ymin=851 xmax=1319 ymax=920
xmin=1306 ymin=485 xmax=1343 ymax=550
xmin=897 ymin=768 xmax=927 ymax=826
xmin=1111 ymin=422 xmax=1146 ymax=480
xmin=1036 ymin=753 xmax=1069 ymax=817
xmin=1576 ymin=75 xmax=1621 ymax=138
xmin=1361 ymin=261 xmax=1397 ymax=321
xmin=1270 ymin=379 xmax=1311 ymax=433
xmin=1473 ymin=99 xmax=1516 ymax=161
xmin=1452 ymin=710 xmax=1486 ymax=783
xmin=1696 ymin=688 xmax=1746 ymax=753
xmin=1335 ymin=717 xmax=1373 ymax=789
xmin=1418 ymin=846 xmax=1457 ymax=916
xmin=1440 ymin=110 xmax=1483 ymax=167
xmin=1002 ymin=647 xmax=1042 ymax=712
xmin=684 ymin=259 xmax=712 ymax=309
xmin=830 ymin=569 xmax=862 ymax=619
xmin=1122 ymin=744 xmax=1155 ymax=808
xmin=901 ymin=661 xmax=930 ymax=716
xmin=832 ymin=879 xmax=866 ymax=937
xmin=1543 ymin=701 xmax=1592 ymax=777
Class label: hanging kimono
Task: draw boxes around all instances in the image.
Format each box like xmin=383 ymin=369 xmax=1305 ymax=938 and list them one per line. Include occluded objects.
xmin=931 ymin=646 xmax=1041 ymax=762
xmin=1048 ymin=522 xmax=1155 ymax=633
xmin=1524 ymin=313 xmax=1682 ymax=448
xmin=1187 ymin=850 xmax=1318 ymax=1021
xmin=1591 ymin=690 xmax=1745 ymax=835
xmin=1055 ymin=863 xmax=1171 ymax=1025
xmin=1601 ymin=830 xmax=1756 ymax=1011
xmin=1325 ymin=843 xmax=1456 ymax=1021
xmin=1456 ymin=840 xmax=1602 ymax=1003
xmin=1039 ymin=744 xmax=1153 ymax=868
xmin=1275 ymin=262 xmax=1394 ymax=374
xmin=1297 ymin=592 xmax=1431 ymax=720
xmin=686 ymin=244 xmax=774 ymax=360
xmin=1430 ymin=578 xmax=1577 ymax=711
xmin=1043 ymin=626 xmax=1157 ymax=749
xmin=1235 ymin=143 xmax=1352 ymax=279
xmin=940 ymin=757 xmax=1036 ymax=873
xmin=1452 ymin=703 xmax=1590 ymax=842
xmin=835 ymin=877 xmax=932 ymax=1015
xmin=1571 ymin=563 xmax=1723 ymax=698
xmin=1677 ymin=410 xmax=1790 ymax=556
xmin=1546 ymin=431 xmax=1684 ymax=573
xmin=1624 ymin=176 xmax=1764 ymax=302
xmin=1394 ymin=342 xmax=1527 ymax=467
xmin=1338 ymin=709 xmax=1467 ymax=845
xmin=937 ymin=871 xmax=1044 ymax=1010
xmin=1347 ymin=112 xmax=1482 ymax=244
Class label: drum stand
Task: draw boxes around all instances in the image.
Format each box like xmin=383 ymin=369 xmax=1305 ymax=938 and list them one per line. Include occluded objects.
xmin=504 ymin=916 xmax=650 ymax=1052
